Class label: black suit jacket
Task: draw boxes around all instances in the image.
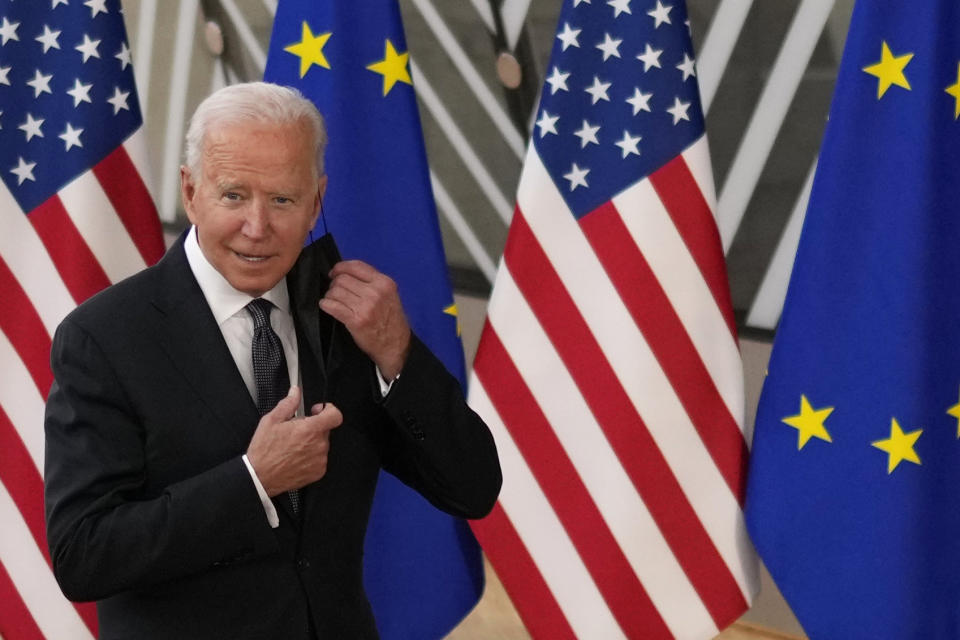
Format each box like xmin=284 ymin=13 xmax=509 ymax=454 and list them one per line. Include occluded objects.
xmin=43 ymin=236 xmax=501 ymax=639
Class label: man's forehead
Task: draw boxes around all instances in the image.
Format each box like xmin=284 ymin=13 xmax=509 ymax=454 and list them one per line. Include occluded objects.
xmin=198 ymin=120 xmax=318 ymax=179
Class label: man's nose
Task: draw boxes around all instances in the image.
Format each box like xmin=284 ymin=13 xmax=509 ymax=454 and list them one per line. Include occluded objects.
xmin=242 ymin=200 xmax=270 ymax=238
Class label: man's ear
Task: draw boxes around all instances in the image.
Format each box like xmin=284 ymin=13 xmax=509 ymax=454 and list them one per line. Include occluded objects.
xmin=180 ymin=166 xmax=198 ymax=224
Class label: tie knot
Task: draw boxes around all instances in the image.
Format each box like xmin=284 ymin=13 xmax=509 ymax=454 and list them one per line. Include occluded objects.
xmin=246 ymin=298 xmax=274 ymax=329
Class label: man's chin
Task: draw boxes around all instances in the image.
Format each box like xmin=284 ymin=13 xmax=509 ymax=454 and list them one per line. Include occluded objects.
xmin=226 ymin=272 xmax=283 ymax=298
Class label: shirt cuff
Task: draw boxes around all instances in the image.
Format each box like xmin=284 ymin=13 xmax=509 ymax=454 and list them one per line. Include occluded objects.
xmin=242 ymin=454 xmax=279 ymax=528
xmin=375 ymin=366 xmax=399 ymax=397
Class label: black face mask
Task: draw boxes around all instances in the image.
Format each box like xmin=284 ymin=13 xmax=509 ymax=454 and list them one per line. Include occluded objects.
xmin=287 ymin=232 xmax=342 ymax=399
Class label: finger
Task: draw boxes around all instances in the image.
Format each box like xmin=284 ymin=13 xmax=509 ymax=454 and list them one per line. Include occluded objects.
xmin=303 ymin=404 xmax=343 ymax=431
xmin=322 ymin=404 xmax=343 ymax=428
xmin=310 ymin=402 xmax=326 ymax=415
xmin=328 ymin=260 xmax=380 ymax=282
xmin=267 ymin=385 xmax=300 ymax=422
xmin=323 ymin=277 xmax=366 ymax=307
xmin=318 ymin=296 xmax=357 ymax=326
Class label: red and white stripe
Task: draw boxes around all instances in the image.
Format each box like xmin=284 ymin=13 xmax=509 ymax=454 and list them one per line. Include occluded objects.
xmin=0 ymin=128 xmax=164 ymax=640
xmin=469 ymin=137 xmax=758 ymax=639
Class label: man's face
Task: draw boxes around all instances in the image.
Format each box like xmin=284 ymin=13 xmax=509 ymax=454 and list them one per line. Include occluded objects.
xmin=180 ymin=119 xmax=325 ymax=297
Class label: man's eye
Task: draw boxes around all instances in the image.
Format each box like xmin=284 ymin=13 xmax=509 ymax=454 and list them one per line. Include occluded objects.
xmin=223 ymin=192 xmax=241 ymax=201
xmin=274 ymin=197 xmax=292 ymax=205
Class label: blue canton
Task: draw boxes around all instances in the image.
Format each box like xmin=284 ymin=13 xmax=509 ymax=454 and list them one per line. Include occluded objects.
xmin=0 ymin=0 xmax=141 ymax=213
xmin=535 ymin=0 xmax=704 ymax=218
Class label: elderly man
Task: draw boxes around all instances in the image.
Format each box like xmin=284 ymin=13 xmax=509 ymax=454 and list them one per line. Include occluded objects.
xmin=43 ymin=82 xmax=501 ymax=640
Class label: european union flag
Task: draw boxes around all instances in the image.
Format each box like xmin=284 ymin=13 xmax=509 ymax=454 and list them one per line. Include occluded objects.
xmin=745 ymin=1 xmax=960 ymax=637
xmin=265 ymin=2 xmax=483 ymax=637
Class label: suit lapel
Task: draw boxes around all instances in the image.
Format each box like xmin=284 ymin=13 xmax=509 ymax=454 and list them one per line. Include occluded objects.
xmin=148 ymin=237 xmax=261 ymax=455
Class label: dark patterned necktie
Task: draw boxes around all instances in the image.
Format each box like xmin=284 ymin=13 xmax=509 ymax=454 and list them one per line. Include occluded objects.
xmin=246 ymin=298 xmax=300 ymax=514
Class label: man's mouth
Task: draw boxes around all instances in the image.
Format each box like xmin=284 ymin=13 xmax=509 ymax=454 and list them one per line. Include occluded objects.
xmin=235 ymin=251 xmax=270 ymax=263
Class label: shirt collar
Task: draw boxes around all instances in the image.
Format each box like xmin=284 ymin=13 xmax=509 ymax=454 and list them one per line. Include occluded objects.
xmin=184 ymin=226 xmax=290 ymax=325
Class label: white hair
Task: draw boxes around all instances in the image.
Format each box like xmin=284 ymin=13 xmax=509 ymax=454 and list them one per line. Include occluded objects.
xmin=184 ymin=82 xmax=327 ymax=178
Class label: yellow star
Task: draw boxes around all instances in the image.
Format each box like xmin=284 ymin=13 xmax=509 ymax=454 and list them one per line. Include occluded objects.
xmin=444 ymin=303 xmax=461 ymax=337
xmin=284 ymin=21 xmax=331 ymax=78
xmin=863 ymin=41 xmax=913 ymax=99
xmin=366 ymin=39 xmax=412 ymax=96
xmin=872 ymin=418 xmax=922 ymax=474
xmin=947 ymin=389 xmax=960 ymax=438
xmin=782 ymin=395 xmax=833 ymax=450
xmin=946 ymin=63 xmax=960 ymax=120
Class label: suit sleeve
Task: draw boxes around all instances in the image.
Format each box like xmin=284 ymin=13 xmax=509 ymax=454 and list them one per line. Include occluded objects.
xmin=44 ymin=318 xmax=279 ymax=602
xmin=375 ymin=334 xmax=501 ymax=519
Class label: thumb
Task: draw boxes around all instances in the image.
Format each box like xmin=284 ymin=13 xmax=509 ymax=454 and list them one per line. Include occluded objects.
xmin=268 ymin=385 xmax=300 ymax=421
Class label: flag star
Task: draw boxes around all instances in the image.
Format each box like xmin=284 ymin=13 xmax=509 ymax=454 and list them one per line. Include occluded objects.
xmin=366 ymin=39 xmax=412 ymax=96
xmin=647 ymin=1 xmax=673 ymax=28
xmin=636 ymin=43 xmax=663 ymax=72
xmin=83 ymin=0 xmax=108 ymax=17
xmin=573 ymin=0 xmax=591 ymax=6
xmin=677 ymin=52 xmax=696 ymax=81
xmin=0 ymin=65 xmax=10 ymax=86
xmin=556 ymin=22 xmax=581 ymax=51
xmin=863 ymin=41 xmax=912 ymax=99
xmin=0 ymin=16 xmax=20 ymax=45
xmin=563 ymin=163 xmax=590 ymax=191
xmin=59 ymin=122 xmax=84 ymax=150
xmin=782 ymin=395 xmax=833 ymax=450
xmin=107 ymin=86 xmax=130 ymax=114
xmin=626 ymin=87 xmax=653 ymax=114
xmin=946 ymin=63 xmax=960 ymax=120
xmin=872 ymin=418 xmax=922 ymax=474
xmin=75 ymin=33 xmax=102 ymax=62
xmin=26 ymin=69 xmax=53 ymax=98
xmin=443 ymin=303 xmax=461 ymax=337
xmin=545 ymin=66 xmax=570 ymax=94
xmin=614 ymin=130 xmax=642 ymax=158
xmin=947 ymin=388 xmax=960 ymax=437
xmin=573 ymin=119 xmax=600 ymax=148
xmin=115 ymin=41 xmax=132 ymax=69
xmin=667 ymin=96 xmax=691 ymax=124
xmin=535 ymin=110 xmax=559 ymax=138
xmin=10 ymin=157 xmax=37 ymax=185
xmin=52 ymin=0 xmax=71 ymax=8
xmin=18 ymin=113 xmax=45 ymax=141
xmin=607 ymin=0 xmax=631 ymax=17
xmin=35 ymin=24 xmax=62 ymax=53
xmin=595 ymin=33 xmax=622 ymax=61
xmin=284 ymin=21 xmax=331 ymax=78
xmin=584 ymin=75 xmax=611 ymax=104
xmin=67 ymin=78 xmax=93 ymax=106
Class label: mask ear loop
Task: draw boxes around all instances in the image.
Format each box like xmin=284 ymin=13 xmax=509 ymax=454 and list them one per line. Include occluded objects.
xmin=309 ymin=191 xmax=328 ymax=244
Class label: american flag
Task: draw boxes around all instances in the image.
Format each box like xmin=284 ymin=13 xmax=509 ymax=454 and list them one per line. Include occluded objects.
xmin=0 ymin=0 xmax=163 ymax=637
xmin=467 ymin=0 xmax=758 ymax=637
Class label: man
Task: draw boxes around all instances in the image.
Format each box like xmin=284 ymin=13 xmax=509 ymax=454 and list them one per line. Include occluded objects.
xmin=43 ymin=82 xmax=501 ymax=639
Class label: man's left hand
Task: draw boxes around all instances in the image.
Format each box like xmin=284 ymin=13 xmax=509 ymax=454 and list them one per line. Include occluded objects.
xmin=320 ymin=260 xmax=411 ymax=380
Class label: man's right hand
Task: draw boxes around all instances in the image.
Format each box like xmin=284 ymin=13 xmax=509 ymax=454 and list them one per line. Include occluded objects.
xmin=246 ymin=386 xmax=342 ymax=497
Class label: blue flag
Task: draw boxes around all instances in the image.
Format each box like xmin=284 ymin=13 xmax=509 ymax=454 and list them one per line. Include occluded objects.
xmin=264 ymin=2 xmax=484 ymax=637
xmin=745 ymin=1 xmax=960 ymax=637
